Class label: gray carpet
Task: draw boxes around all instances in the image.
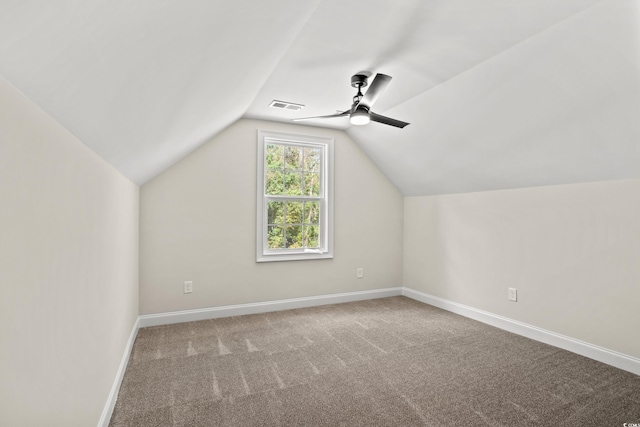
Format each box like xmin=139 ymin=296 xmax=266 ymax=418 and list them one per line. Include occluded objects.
xmin=109 ymin=297 xmax=640 ymax=426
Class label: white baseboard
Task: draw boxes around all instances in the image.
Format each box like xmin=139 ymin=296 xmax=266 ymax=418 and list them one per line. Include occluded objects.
xmin=139 ymin=287 xmax=403 ymax=328
xmin=101 ymin=285 xmax=638 ymax=426
xmin=97 ymin=317 xmax=140 ymax=427
xmin=98 ymin=287 xmax=398 ymax=425
xmin=402 ymin=287 xmax=640 ymax=376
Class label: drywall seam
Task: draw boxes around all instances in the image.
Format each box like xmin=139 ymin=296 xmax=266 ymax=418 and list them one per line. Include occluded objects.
xmin=402 ymin=287 xmax=640 ymax=376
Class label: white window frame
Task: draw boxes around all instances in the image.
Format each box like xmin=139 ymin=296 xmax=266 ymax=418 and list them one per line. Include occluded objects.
xmin=256 ymin=130 xmax=334 ymax=262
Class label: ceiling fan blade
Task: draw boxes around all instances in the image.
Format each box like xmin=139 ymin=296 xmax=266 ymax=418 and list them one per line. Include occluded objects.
xmin=369 ymin=112 xmax=410 ymax=128
xmin=359 ymin=73 xmax=392 ymax=109
xmin=291 ymin=110 xmax=350 ymax=122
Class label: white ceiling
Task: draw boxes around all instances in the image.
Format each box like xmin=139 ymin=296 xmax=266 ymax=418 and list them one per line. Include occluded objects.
xmin=2 ymin=0 xmax=639 ymax=195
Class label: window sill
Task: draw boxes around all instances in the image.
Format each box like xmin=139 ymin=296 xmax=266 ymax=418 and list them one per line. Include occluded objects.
xmin=256 ymin=251 xmax=333 ymax=263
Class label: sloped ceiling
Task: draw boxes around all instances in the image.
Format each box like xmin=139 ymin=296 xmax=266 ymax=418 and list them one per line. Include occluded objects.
xmin=1 ymin=0 xmax=639 ymax=195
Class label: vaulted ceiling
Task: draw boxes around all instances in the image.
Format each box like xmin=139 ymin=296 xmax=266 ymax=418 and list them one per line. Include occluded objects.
xmin=2 ymin=0 xmax=639 ymax=195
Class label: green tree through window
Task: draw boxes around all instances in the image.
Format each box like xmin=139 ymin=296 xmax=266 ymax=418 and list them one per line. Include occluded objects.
xmin=257 ymin=131 xmax=333 ymax=262
xmin=265 ymin=144 xmax=321 ymax=249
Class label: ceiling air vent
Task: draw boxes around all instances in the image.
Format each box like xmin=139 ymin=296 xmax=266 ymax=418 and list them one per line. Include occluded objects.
xmin=269 ymin=100 xmax=305 ymax=111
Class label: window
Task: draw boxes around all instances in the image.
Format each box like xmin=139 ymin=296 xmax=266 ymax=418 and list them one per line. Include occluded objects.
xmin=256 ymin=130 xmax=334 ymax=262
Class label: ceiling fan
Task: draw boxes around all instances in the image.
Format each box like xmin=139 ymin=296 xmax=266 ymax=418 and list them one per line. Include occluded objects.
xmin=292 ymin=73 xmax=409 ymax=128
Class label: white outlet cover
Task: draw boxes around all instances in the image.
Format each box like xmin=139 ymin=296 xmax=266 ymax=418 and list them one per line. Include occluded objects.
xmin=184 ymin=281 xmax=193 ymax=294
xmin=508 ymin=288 xmax=517 ymax=301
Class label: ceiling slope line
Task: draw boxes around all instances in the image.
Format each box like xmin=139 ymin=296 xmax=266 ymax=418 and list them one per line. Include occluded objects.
xmin=379 ymin=0 xmax=608 ymax=115
xmin=241 ymin=0 xmax=325 ymax=116
xmin=134 ymin=0 xmax=326 ymax=184
xmin=0 ymin=73 xmax=137 ymax=185
xmin=0 ymin=68 xmax=89 ymax=147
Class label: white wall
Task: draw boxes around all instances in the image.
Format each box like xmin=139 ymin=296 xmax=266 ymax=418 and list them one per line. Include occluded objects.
xmin=140 ymin=119 xmax=403 ymax=314
xmin=404 ymin=179 xmax=640 ymax=358
xmin=0 ymin=77 xmax=139 ymax=426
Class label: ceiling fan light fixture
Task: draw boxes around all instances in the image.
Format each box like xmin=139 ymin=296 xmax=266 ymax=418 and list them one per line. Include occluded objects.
xmin=292 ymin=73 xmax=409 ymax=128
xmin=350 ymin=108 xmax=370 ymax=125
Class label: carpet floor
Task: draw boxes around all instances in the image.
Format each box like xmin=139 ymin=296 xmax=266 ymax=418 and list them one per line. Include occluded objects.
xmin=109 ymin=296 xmax=640 ymax=426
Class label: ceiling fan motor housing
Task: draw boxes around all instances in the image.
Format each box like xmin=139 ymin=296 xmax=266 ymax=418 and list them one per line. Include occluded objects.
xmin=351 ymin=74 xmax=368 ymax=88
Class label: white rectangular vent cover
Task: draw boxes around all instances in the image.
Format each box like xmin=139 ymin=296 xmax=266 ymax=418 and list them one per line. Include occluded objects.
xmin=269 ymin=100 xmax=305 ymax=111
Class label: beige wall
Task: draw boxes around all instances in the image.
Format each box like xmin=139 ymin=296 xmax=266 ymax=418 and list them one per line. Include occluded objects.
xmin=0 ymin=78 xmax=139 ymax=426
xmin=140 ymin=119 xmax=403 ymax=314
xmin=404 ymin=179 xmax=640 ymax=358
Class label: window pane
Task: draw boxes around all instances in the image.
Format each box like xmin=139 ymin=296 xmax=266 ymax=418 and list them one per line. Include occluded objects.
xmin=304 ymin=147 xmax=321 ymax=172
xmin=285 ymin=146 xmax=303 ymax=170
xmin=266 ymin=144 xmax=284 ymax=169
xmin=267 ymin=226 xmax=284 ymax=249
xmin=258 ymin=131 xmax=332 ymax=261
xmin=265 ymin=170 xmax=284 ymax=195
xmin=284 ymin=172 xmax=303 ymax=196
xmin=267 ymin=201 xmax=284 ymax=224
xmin=303 ymin=201 xmax=320 ymax=224
xmin=304 ymin=173 xmax=320 ymax=197
xmin=285 ymin=225 xmax=303 ymax=248
xmin=303 ymin=225 xmax=319 ymax=248
xmin=286 ymin=201 xmax=303 ymax=224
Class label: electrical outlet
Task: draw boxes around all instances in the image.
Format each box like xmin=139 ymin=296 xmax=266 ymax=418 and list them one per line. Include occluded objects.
xmin=184 ymin=281 xmax=193 ymax=294
xmin=357 ymin=268 xmax=364 ymax=278
xmin=508 ymin=287 xmax=517 ymax=302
